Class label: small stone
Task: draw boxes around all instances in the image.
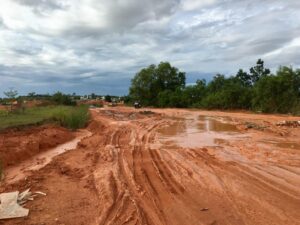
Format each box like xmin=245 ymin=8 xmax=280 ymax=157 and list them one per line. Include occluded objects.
xmin=200 ymin=208 xmax=209 ymax=211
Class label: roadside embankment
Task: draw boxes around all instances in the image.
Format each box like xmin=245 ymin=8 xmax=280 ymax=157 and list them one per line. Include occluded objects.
xmin=0 ymin=125 xmax=74 ymax=168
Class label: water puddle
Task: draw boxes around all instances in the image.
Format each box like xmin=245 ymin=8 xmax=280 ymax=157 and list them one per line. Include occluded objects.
xmin=197 ymin=115 xmax=239 ymax=132
xmin=157 ymin=115 xmax=245 ymax=148
xmin=4 ymin=130 xmax=92 ymax=184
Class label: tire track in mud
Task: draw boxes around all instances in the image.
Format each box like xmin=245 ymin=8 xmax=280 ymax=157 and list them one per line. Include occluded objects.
xmin=154 ymin=147 xmax=247 ymax=225
xmin=129 ymin=130 xmax=169 ymax=223
xmin=91 ymin=108 xmax=300 ymax=225
xmin=94 ymin=119 xmax=231 ymax=225
xmin=176 ymin=147 xmax=300 ymax=225
xmin=93 ymin=126 xmax=152 ymax=225
xmin=93 ymin=116 xmax=187 ymax=225
xmin=113 ymin=123 xmax=169 ymax=225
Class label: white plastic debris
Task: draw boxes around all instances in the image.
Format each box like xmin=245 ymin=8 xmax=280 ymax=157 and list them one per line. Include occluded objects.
xmin=35 ymin=191 xmax=47 ymax=196
xmin=0 ymin=189 xmax=46 ymax=220
xmin=0 ymin=191 xmax=29 ymax=219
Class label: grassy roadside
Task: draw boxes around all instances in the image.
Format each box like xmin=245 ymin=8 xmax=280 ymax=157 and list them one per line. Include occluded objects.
xmin=0 ymin=105 xmax=90 ymax=131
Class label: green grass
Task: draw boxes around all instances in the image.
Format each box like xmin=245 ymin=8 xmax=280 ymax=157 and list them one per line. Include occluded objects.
xmin=52 ymin=105 xmax=90 ymax=130
xmin=0 ymin=105 xmax=90 ymax=131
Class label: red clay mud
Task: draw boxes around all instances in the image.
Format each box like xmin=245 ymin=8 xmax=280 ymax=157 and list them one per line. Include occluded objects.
xmin=1 ymin=107 xmax=300 ymax=225
xmin=0 ymin=125 xmax=74 ymax=168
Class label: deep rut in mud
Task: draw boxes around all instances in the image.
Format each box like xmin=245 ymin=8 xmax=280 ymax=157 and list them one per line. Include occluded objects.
xmin=89 ymin=108 xmax=300 ymax=225
xmin=1 ymin=107 xmax=300 ymax=225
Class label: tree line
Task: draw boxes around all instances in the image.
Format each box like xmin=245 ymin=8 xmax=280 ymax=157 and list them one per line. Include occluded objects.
xmin=129 ymin=60 xmax=300 ymax=114
xmin=1 ymin=91 xmax=121 ymax=106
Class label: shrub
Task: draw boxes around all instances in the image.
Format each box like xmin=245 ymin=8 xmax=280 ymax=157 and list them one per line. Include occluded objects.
xmin=52 ymin=105 xmax=90 ymax=130
xmin=52 ymin=92 xmax=76 ymax=106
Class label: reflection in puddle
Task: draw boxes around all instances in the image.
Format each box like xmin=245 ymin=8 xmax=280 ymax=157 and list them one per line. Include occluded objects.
xmin=197 ymin=115 xmax=239 ymax=132
xmin=157 ymin=115 xmax=244 ymax=148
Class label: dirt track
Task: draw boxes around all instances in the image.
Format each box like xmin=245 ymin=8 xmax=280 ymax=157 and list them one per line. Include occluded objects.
xmin=1 ymin=107 xmax=300 ymax=225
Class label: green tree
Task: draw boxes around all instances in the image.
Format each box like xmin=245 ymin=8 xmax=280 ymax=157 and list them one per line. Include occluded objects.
xmin=4 ymin=87 xmax=18 ymax=99
xmin=206 ymin=74 xmax=226 ymax=93
xmin=28 ymin=92 xmax=36 ymax=98
xmin=105 ymin=95 xmax=112 ymax=102
xmin=4 ymin=88 xmax=18 ymax=112
xmin=183 ymin=79 xmax=207 ymax=107
xmin=236 ymin=69 xmax=251 ymax=87
xmin=52 ymin=92 xmax=75 ymax=106
xmin=202 ymin=75 xmax=252 ymax=109
xmin=157 ymin=88 xmax=188 ymax=108
xmin=249 ymin=59 xmax=271 ymax=84
xmin=128 ymin=59 xmax=300 ymax=114
xmin=90 ymin=93 xmax=96 ymax=99
xmin=252 ymin=67 xmax=300 ymax=113
xmin=129 ymin=62 xmax=186 ymax=106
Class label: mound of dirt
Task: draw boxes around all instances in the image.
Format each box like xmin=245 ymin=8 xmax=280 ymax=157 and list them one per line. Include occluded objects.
xmin=0 ymin=125 xmax=74 ymax=167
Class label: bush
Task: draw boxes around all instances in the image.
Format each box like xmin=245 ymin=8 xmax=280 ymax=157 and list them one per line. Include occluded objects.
xmin=157 ymin=88 xmax=188 ymax=108
xmin=52 ymin=105 xmax=90 ymax=130
xmin=252 ymin=67 xmax=300 ymax=113
xmin=52 ymin=92 xmax=76 ymax=106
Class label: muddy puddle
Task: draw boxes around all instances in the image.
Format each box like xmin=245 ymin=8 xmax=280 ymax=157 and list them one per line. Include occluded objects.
xmin=4 ymin=130 xmax=91 ymax=184
xmin=157 ymin=115 xmax=246 ymax=148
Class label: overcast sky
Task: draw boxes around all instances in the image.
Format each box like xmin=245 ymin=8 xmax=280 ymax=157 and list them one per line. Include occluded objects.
xmin=0 ymin=0 xmax=300 ymax=96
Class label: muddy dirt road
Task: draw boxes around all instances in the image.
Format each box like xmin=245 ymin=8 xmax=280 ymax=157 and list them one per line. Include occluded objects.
xmin=1 ymin=107 xmax=300 ymax=225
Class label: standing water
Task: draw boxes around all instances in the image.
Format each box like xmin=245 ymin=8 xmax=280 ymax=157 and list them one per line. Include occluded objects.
xmin=157 ymin=115 xmax=244 ymax=148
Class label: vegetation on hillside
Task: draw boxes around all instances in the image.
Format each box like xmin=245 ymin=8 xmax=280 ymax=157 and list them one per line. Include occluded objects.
xmin=129 ymin=60 xmax=300 ymax=114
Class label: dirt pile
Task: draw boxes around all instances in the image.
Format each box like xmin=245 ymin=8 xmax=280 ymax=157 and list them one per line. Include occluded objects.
xmin=0 ymin=125 xmax=74 ymax=167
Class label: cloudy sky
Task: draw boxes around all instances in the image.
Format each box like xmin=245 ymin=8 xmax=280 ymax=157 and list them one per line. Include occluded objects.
xmin=0 ymin=0 xmax=300 ymax=96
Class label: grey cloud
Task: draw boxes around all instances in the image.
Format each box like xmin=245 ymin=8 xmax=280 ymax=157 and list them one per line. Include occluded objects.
xmin=14 ymin=0 xmax=69 ymax=13
xmin=57 ymin=0 xmax=180 ymax=38
xmin=10 ymin=41 xmax=43 ymax=56
xmin=0 ymin=0 xmax=300 ymax=96
xmin=265 ymin=46 xmax=300 ymax=69
xmin=103 ymin=0 xmax=179 ymax=28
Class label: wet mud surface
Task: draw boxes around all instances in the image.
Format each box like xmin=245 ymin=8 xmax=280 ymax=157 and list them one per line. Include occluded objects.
xmin=157 ymin=115 xmax=245 ymax=148
xmin=1 ymin=107 xmax=300 ymax=225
